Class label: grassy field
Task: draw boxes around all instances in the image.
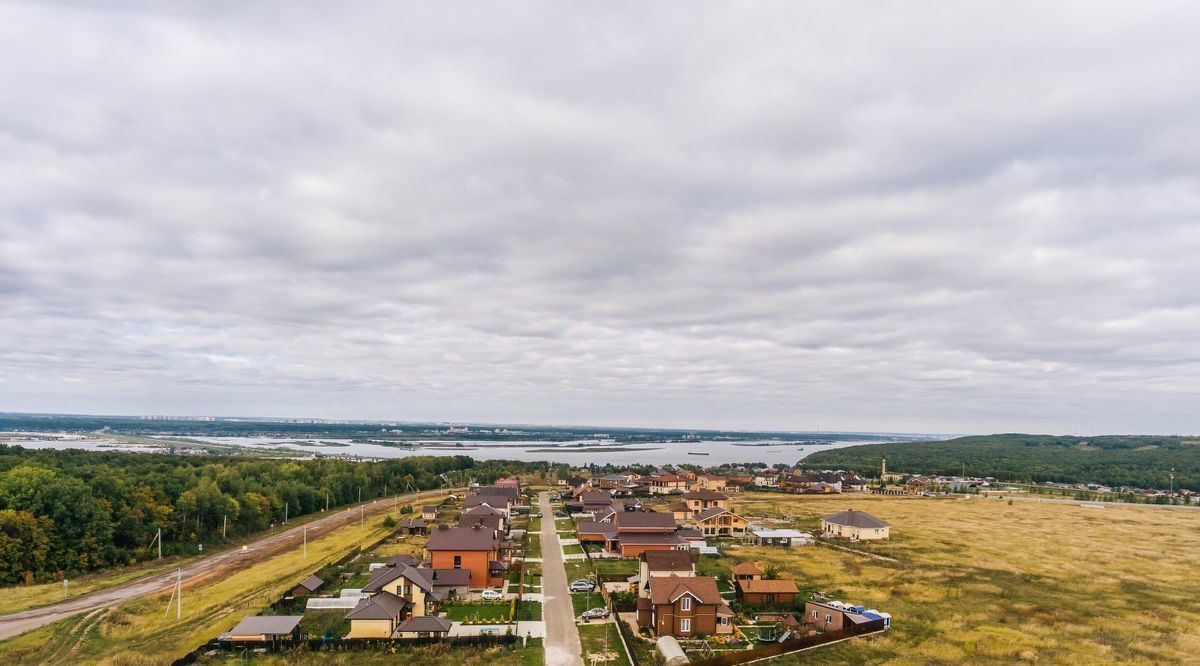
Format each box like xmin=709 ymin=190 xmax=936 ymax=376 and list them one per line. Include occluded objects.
xmin=578 ymin=623 xmax=630 ymax=666
xmin=571 ymin=591 xmax=605 ymax=617
xmin=297 ymin=610 xmax=349 ymax=639
xmin=525 ymin=535 xmax=542 ymax=558
xmin=728 ymin=492 xmax=1200 ymax=665
xmin=0 ymin=515 xmax=398 ymax=665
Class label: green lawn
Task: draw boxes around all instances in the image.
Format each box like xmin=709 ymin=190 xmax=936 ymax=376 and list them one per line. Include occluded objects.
xmin=298 ymin=610 xmax=350 ymax=639
xmin=525 ymin=535 xmax=542 ymax=558
xmin=696 ymin=556 xmax=730 ymax=578
xmin=520 ymin=639 xmax=545 ymax=666
xmin=516 ymin=600 xmax=543 ymax=621
xmin=592 ymin=558 xmax=639 ymax=575
xmin=444 ymin=602 xmax=513 ymax=623
xmin=564 ymin=559 xmax=593 ymax=582
xmin=529 ymin=517 xmax=542 ymax=532
xmin=571 ymin=591 xmax=605 ymax=617
xmin=562 ymin=544 xmax=584 ymax=555
xmin=578 ymin=623 xmax=631 ymax=666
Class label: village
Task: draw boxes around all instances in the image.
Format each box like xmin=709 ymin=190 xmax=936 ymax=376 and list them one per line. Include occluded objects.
xmin=207 ymin=466 xmax=896 ymax=665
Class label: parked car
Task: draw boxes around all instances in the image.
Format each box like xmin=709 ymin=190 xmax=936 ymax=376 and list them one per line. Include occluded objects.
xmin=569 ymin=579 xmax=596 ymax=592
xmin=580 ymin=607 xmax=609 ymax=620
xmin=480 ymin=589 xmax=504 ymax=600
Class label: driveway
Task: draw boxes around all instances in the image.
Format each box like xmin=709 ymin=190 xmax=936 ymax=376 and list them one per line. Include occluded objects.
xmin=539 ymin=491 xmax=583 ymax=666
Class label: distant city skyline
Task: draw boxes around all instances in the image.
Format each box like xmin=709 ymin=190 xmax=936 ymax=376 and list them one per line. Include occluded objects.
xmin=2 ymin=3 xmax=1199 ymax=435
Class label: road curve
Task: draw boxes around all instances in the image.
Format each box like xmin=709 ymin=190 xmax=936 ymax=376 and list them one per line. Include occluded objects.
xmin=0 ymin=489 xmax=449 ymax=642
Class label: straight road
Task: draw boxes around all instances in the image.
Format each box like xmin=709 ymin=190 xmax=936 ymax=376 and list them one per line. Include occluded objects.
xmin=0 ymin=489 xmax=449 ymax=641
xmin=539 ymin=491 xmax=583 ymax=666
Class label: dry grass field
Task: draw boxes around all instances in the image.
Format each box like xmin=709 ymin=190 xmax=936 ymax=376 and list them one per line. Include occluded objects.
xmin=729 ymin=492 xmax=1200 ymax=665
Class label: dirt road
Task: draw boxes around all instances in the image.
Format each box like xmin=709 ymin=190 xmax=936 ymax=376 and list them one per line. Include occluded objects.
xmin=0 ymin=489 xmax=449 ymax=642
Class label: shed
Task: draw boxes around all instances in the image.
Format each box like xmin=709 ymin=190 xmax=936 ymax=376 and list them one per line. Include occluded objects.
xmin=222 ymin=615 xmax=303 ymax=642
xmin=290 ymin=574 xmax=324 ymax=596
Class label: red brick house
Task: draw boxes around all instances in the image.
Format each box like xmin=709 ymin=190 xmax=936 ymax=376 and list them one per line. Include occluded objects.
xmin=637 ymin=576 xmax=734 ymax=637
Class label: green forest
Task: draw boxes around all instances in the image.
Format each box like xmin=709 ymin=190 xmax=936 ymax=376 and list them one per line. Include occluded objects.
xmin=804 ymin=434 xmax=1200 ymax=490
xmin=0 ymin=446 xmax=554 ymax=585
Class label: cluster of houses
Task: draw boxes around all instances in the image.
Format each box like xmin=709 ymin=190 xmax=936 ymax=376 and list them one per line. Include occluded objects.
xmin=572 ymin=485 xmax=752 ymax=558
xmin=221 ymin=478 xmax=526 ymax=644
xmin=569 ymin=465 xmax=873 ymax=497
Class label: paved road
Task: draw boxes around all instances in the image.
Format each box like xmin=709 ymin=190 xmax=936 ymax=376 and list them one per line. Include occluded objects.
xmin=0 ymin=489 xmax=447 ymax=641
xmin=539 ymin=491 xmax=582 ymax=666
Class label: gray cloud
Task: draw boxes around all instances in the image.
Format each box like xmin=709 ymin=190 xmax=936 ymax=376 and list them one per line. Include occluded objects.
xmin=1 ymin=1 xmax=1199 ymax=434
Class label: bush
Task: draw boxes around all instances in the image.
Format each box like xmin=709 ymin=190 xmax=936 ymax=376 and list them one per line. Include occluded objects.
xmin=382 ymin=515 xmax=396 ymax=528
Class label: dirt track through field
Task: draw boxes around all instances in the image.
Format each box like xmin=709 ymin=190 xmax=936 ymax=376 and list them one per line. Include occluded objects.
xmin=0 ymin=489 xmax=450 ymax=642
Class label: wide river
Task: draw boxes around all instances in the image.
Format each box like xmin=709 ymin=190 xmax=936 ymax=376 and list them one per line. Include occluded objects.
xmin=2 ymin=433 xmax=940 ymax=467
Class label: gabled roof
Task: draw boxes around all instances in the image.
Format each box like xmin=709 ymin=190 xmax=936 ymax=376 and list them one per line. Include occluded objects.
xmin=396 ymin=616 xmax=453 ymax=633
xmin=739 ymin=579 xmax=798 ymax=594
xmin=422 ymin=505 xmax=440 ymax=512
xmin=427 ymin=525 xmax=500 ymax=551
xmin=619 ymin=532 xmax=686 ymax=547
xmin=458 ymin=513 xmax=503 ymax=531
xmin=730 ymin=562 xmax=763 ymax=576
xmin=580 ymin=490 xmax=614 ymax=505
xmin=295 ymin=575 xmax=324 ymax=592
xmin=614 ymin=512 xmax=676 ymax=531
xmin=577 ymin=521 xmax=618 ymax=538
xmin=228 ymin=615 xmax=303 ymax=636
xmin=669 ymin=502 xmax=690 ymax=513
xmin=682 ymin=489 xmax=729 ymax=501
xmin=398 ymin=518 xmax=426 ymax=529
xmin=345 ymin=591 xmax=410 ymax=620
xmin=642 ymin=549 xmax=694 ymax=572
xmin=463 ymin=504 xmax=505 ymax=517
xmin=694 ymin=507 xmax=733 ymax=522
xmin=363 ymin=563 xmax=433 ymax=594
xmin=464 ymin=495 xmax=510 ymax=510
xmin=821 ymin=509 xmax=890 ymax=529
xmin=418 ymin=567 xmax=471 ymax=587
xmin=388 ymin=554 xmax=421 ymax=567
xmin=648 ymin=575 xmax=723 ymax=606
xmin=471 ymin=485 xmax=520 ymax=500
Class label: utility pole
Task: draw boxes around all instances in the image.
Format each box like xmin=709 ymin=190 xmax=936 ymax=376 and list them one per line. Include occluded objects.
xmin=222 ymin=514 xmax=227 ymax=539
xmin=285 ymin=501 xmax=288 ymax=524
xmin=303 ymin=525 xmax=308 ymax=560
xmin=1170 ymin=468 xmax=1176 ymax=495
xmin=360 ymin=504 xmax=364 ymax=528
xmin=177 ymin=568 xmax=182 ymax=620
xmin=324 ymin=489 xmax=329 ymax=512
xmin=358 ymin=487 xmax=362 ymax=504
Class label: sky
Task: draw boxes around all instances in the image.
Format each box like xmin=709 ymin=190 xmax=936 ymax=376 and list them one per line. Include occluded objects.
xmin=1 ymin=2 xmax=1199 ymax=434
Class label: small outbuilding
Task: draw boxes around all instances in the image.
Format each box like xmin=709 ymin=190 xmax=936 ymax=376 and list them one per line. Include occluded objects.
xmin=222 ymin=615 xmax=303 ymax=643
xmin=290 ymin=574 xmax=324 ymax=596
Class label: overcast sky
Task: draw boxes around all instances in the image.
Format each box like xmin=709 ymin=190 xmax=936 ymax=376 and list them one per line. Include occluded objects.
xmin=2 ymin=2 xmax=1199 ymax=434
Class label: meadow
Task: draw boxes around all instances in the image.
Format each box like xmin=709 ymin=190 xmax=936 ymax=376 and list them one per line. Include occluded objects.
xmin=729 ymin=492 xmax=1200 ymax=664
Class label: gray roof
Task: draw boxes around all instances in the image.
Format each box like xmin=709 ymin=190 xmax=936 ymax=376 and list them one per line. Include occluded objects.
xmin=388 ymin=554 xmax=421 ymax=567
xmin=397 ymin=616 xmax=453 ymax=633
xmin=427 ymin=525 xmax=499 ymax=551
xmin=614 ymin=512 xmax=676 ymax=531
xmin=821 ymin=509 xmax=890 ymax=529
xmin=419 ymin=567 xmax=471 ymax=587
xmin=345 ymin=591 xmax=410 ymax=620
xmin=294 ymin=575 xmax=324 ymax=592
xmin=577 ymin=521 xmax=617 ymax=538
xmin=228 ymin=615 xmax=303 ymax=636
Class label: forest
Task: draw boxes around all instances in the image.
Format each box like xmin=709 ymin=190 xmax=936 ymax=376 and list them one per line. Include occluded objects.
xmin=803 ymin=434 xmax=1200 ymax=490
xmin=0 ymin=445 xmax=556 ymax=585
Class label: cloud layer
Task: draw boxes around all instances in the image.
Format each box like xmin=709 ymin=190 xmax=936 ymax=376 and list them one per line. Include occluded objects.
xmin=2 ymin=2 xmax=1199 ymax=433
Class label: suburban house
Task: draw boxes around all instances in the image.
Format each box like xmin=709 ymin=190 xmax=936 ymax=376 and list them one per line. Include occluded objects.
xmin=820 ymin=510 xmax=891 ymax=540
xmin=668 ymin=501 xmax=692 ymax=522
xmin=421 ymin=505 xmax=440 ymax=521
xmin=425 ymin=524 xmax=507 ymax=588
xmin=783 ymin=470 xmax=868 ymax=494
xmin=637 ymin=550 xmax=696 ymax=598
xmin=458 ymin=505 xmax=505 ymax=534
xmin=613 ymin=511 xmax=686 ymax=557
xmin=222 ymin=616 xmax=302 ymax=643
xmin=691 ymin=507 xmax=748 ymax=536
xmin=730 ymin=562 xmax=763 ymax=583
xmin=646 ymin=474 xmax=689 ymax=495
xmin=463 ymin=494 xmax=513 ymax=516
xmin=580 ymin=490 xmax=617 ymax=513
xmin=752 ymin=474 xmax=779 ymax=488
xmin=290 ymin=574 xmax=324 ymax=596
xmin=346 ymin=591 xmax=411 ymax=638
xmin=737 ymin=578 xmax=799 ymax=605
xmin=680 ymin=489 xmax=729 ymax=514
xmin=693 ymin=474 xmax=728 ymax=493
xmin=637 ymin=576 xmax=734 ymax=637
xmin=362 ymin=562 xmax=470 ymax=616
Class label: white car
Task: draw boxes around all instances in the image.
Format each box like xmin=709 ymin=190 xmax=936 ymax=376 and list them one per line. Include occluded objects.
xmin=480 ymin=589 xmax=504 ymax=600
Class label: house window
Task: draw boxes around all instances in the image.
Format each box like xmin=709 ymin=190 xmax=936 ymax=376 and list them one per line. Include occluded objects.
xmin=453 ymin=555 xmax=462 ymax=568
xmin=812 ymin=610 xmax=819 ymax=619
xmin=681 ymin=596 xmax=692 ymax=611
xmin=719 ymin=616 xmax=729 ymax=625
xmin=825 ymin=614 xmax=833 ymax=624
xmin=680 ymin=618 xmax=691 ymax=633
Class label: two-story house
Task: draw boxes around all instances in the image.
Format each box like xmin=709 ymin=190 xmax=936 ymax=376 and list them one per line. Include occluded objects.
xmin=637 ymin=576 xmax=734 ymax=637
xmin=613 ymin=511 xmax=686 ymax=558
xmin=680 ymin=489 xmax=729 ymax=514
xmin=637 ymin=550 xmax=695 ymax=598
xmin=425 ymin=524 xmax=507 ymax=588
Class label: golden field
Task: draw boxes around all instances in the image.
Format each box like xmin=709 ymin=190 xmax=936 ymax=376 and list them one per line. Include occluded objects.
xmin=728 ymin=492 xmax=1200 ymax=665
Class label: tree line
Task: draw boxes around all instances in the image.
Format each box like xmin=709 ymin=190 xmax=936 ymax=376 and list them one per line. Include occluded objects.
xmin=803 ymin=434 xmax=1200 ymax=490
xmin=0 ymin=446 xmax=555 ymax=585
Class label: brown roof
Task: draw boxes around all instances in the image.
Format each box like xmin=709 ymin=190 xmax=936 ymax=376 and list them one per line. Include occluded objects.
xmin=427 ymin=525 xmax=499 ymax=551
xmin=669 ymin=502 xmax=690 ymax=513
xmin=738 ymin=579 xmax=798 ymax=594
xmin=614 ymin=512 xmax=676 ymax=531
xmin=694 ymin=507 xmax=734 ymax=522
xmin=681 ymin=489 xmax=729 ymax=501
xmin=227 ymin=615 xmax=303 ymax=637
xmin=821 ymin=509 xmax=890 ymax=529
xmin=731 ymin=562 xmax=764 ymax=576
xmin=649 ymin=575 xmax=724 ymax=605
xmin=458 ymin=514 xmax=503 ymax=531
xmin=619 ymin=533 xmax=686 ymax=546
xmin=642 ymin=550 xmax=694 ymax=572
xmin=577 ymin=521 xmax=618 ymax=538
xmin=345 ymin=591 xmax=410 ymax=620
xmin=396 ymin=616 xmax=453 ymax=633
xmin=294 ymin=574 xmax=324 ymax=592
